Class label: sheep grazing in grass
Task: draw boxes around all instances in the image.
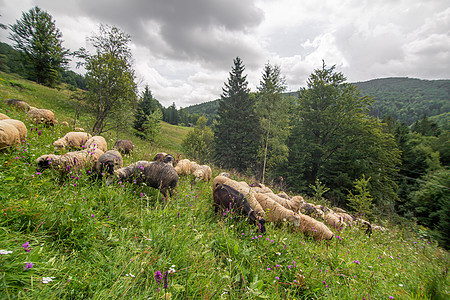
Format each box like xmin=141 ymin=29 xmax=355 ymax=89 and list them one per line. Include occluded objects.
xmin=5 ymin=99 xmax=30 ymax=112
xmin=61 ymin=121 xmax=69 ymax=126
xmin=295 ymin=213 xmax=334 ymax=241
xmin=26 ymin=109 xmax=55 ymax=126
xmin=111 ymin=161 xmax=178 ymax=200
xmin=0 ymin=113 xmax=9 ymax=120
xmin=35 ymin=148 xmax=104 ymax=175
xmin=174 ymin=159 xmax=193 ymax=175
xmin=193 ymin=164 xmax=212 ymax=182
xmin=262 ymin=192 xmax=303 ymax=212
xmin=325 ymin=211 xmax=345 ymax=229
xmin=153 ymin=152 xmax=168 ymax=162
xmin=2 ymin=119 xmax=27 ymax=142
xmin=213 ymin=175 xmax=265 ymax=218
xmin=84 ymin=135 xmax=108 ymax=152
xmin=254 ymin=193 xmax=301 ymax=226
xmin=0 ymin=120 xmax=20 ymax=150
xmin=114 ymin=139 xmax=134 ymax=155
xmin=153 ymin=152 xmax=176 ymax=166
xmin=277 ymin=191 xmax=291 ymax=200
xmin=53 ymin=132 xmax=92 ymax=150
xmin=213 ymin=183 xmax=266 ymax=233
xmin=95 ymin=150 xmax=123 ymax=177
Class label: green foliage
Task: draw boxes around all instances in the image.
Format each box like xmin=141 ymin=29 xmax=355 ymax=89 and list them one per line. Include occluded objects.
xmin=182 ymin=116 xmax=214 ymax=162
xmin=214 ymin=57 xmax=260 ymax=172
xmin=255 ymin=63 xmax=290 ymax=184
xmin=286 ymin=62 xmax=400 ymax=209
xmin=133 ymin=86 xmax=163 ymax=142
xmin=411 ymin=115 xmax=441 ymax=137
xmin=183 ymin=99 xmax=219 ymax=126
xmin=411 ymin=169 xmax=450 ymax=249
xmin=163 ymin=102 xmax=179 ymax=125
xmin=76 ymin=24 xmax=137 ymax=134
xmin=355 ymin=77 xmax=450 ymax=125
xmin=8 ymin=6 xmax=69 ymax=87
xmin=309 ymin=178 xmax=330 ymax=206
xmin=347 ymin=175 xmax=374 ymax=219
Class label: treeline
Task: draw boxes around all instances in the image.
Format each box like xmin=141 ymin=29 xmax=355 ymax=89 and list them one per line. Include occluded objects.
xmin=0 ymin=42 xmax=87 ymax=90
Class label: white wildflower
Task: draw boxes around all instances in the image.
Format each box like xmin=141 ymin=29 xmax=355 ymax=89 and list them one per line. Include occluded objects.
xmin=42 ymin=277 xmax=55 ymax=284
xmin=0 ymin=250 xmax=13 ymax=255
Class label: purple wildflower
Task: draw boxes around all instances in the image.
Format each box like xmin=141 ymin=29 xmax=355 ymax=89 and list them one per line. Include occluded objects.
xmin=154 ymin=270 xmax=163 ymax=284
xmin=23 ymin=262 xmax=34 ymax=270
xmin=389 ymin=297 xmax=394 ymax=299
xmin=353 ymin=260 xmax=360 ymax=264
xmin=267 ymin=267 xmax=271 ymax=271
xmin=275 ymin=277 xmax=279 ymax=280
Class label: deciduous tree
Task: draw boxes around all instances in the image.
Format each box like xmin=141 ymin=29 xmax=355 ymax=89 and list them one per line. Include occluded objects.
xmin=77 ymin=24 xmax=137 ymax=134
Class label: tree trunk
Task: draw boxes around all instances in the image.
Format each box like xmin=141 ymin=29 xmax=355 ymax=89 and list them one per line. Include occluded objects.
xmin=262 ymin=113 xmax=272 ymax=184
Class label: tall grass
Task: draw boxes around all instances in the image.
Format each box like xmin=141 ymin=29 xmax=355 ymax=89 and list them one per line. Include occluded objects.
xmin=0 ymin=72 xmax=449 ymax=299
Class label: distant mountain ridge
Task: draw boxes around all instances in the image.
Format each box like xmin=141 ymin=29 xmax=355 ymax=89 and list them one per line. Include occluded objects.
xmin=184 ymin=77 xmax=449 ymax=126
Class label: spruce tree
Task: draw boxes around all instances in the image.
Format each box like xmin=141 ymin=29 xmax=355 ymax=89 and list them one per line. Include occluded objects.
xmin=133 ymin=86 xmax=162 ymax=139
xmin=214 ymin=57 xmax=259 ymax=172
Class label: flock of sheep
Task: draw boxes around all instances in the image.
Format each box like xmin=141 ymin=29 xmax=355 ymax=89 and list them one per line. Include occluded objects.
xmin=2 ymin=98 xmax=384 ymax=242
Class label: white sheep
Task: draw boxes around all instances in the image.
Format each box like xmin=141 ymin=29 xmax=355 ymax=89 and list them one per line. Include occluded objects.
xmin=26 ymin=109 xmax=55 ymax=126
xmin=1 ymin=119 xmax=27 ymax=142
xmin=84 ymin=135 xmax=108 ymax=152
xmin=0 ymin=120 xmax=20 ymax=150
xmin=35 ymin=148 xmax=104 ymax=175
xmin=0 ymin=113 xmax=9 ymax=120
xmin=53 ymin=132 xmax=92 ymax=150
xmin=192 ymin=164 xmax=212 ymax=182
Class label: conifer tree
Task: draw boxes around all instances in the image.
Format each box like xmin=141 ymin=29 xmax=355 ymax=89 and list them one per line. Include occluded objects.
xmin=9 ymin=6 xmax=69 ymax=87
xmin=133 ymin=86 xmax=163 ymax=140
xmin=256 ymin=63 xmax=290 ymax=183
xmin=214 ymin=57 xmax=259 ymax=172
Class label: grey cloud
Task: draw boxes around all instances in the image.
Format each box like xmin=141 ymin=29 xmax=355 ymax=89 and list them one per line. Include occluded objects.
xmin=38 ymin=0 xmax=265 ymax=70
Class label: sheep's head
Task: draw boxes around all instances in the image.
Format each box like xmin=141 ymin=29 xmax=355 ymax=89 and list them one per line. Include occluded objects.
xmin=257 ymin=217 xmax=266 ymax=234
xmin=163 ymin=154 xmax=175 ymax=166
xmin=35 ymin=155 xmax=55 ymax=172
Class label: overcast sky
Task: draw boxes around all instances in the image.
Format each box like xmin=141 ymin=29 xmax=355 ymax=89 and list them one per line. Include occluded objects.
xmin=1 ymin=0 xmax=449 ymax=108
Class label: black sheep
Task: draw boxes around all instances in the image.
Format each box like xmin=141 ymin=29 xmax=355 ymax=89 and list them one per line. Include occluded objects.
xmin=213 ymin=183 xmax=266 ymax=233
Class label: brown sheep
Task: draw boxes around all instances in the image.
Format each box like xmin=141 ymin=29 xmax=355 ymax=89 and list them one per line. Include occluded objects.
xmin=5 ymin=99 xmax=30 ymax=112
xmin=110 ymin=160 xmax=178 ymax=200
xmin=95 ymin=150 xmax=123 ymax=177
xmin=114 ymin=139 xmax=134 ymax=155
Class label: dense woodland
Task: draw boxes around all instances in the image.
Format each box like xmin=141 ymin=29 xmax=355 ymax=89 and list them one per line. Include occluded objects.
xmin=1 ymin=7 xmax=449 ymax=250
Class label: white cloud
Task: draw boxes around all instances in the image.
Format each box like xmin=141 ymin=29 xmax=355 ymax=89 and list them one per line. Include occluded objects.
xmin=0 ymin=0 xmax=448 ymax=107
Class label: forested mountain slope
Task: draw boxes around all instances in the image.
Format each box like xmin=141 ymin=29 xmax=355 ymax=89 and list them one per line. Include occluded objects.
xmin=185 ymin=77 xmax=450 ymax=126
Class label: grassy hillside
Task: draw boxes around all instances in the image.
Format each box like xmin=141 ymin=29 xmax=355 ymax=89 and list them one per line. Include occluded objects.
xmin=0 ymin=71 xmax=191 ymax=157
xmin=0 ymin=74 xmax=449 ymax=299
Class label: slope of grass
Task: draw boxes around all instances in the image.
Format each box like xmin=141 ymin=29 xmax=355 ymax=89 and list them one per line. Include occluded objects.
xmin=0 ymin=74 xmax=448 ymax=299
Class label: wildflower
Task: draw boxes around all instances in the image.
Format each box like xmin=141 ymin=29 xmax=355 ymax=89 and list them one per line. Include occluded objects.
xmin=168 ymin=265 xmax=176 ymax=274
xmin=0 ymin=250 xmax=13 ymax=255
xmin=267 ymin=267 xmax=271 ymax=271
xmin=276 ymin=264 xmax=281 ymax=268
xmin=163 ymin=271 xmax=169 ymax=288
xmin=389 ymin=297 xmax=394 ymax=299
xmin=42 ymin=276 xmax=55 ymax=284
xmin=275 ymin=277 xmax=280 ymax=280
xmin=276 ymin=252 xmax=281 ymax=256
xmin=91 ymin=214 xmax=95 ymax=218
xmin=38 ymin=131 xmax=41 ymax=136
xmin=125 ymin=273 xmax=135 ymax=278
xmin=154 ymin=270 xmax=163 ymax=284
xmin=293 ymin=280 xmax=298 ymax=283
xmin=270 ymin=240 xmax=274 ymax=243
xmin=24 ymin=262 xmax=34 ymax=270
xmin=22 ymin=242 xmax=31 ymax=252
xmin=227 ymin=258 xmax=232 ymax=262
xmin=353 ymin=260 xmax=360 ymax=265
xmin=288 ymin=265 xmax=292 ymax=269
xmin=398 ymin=284 xmax=403 ymax=287
xmin=293 ymin=260 xmax=296 ymax=267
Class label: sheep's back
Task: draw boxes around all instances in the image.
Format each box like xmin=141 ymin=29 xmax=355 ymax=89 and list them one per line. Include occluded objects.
xmin=0 ymin=120 xmax=20 ymax=149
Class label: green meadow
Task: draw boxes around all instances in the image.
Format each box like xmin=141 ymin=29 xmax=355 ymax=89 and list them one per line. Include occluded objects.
xmin=0 ymin=72 xmax=448 ymax=299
